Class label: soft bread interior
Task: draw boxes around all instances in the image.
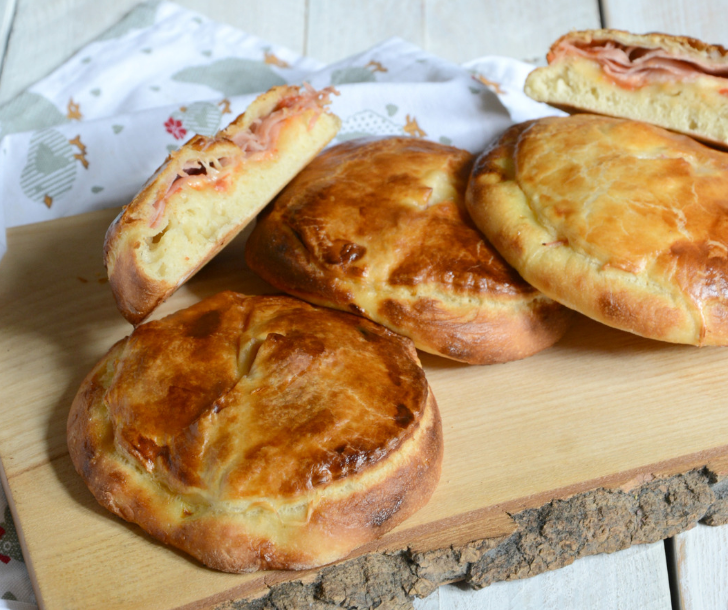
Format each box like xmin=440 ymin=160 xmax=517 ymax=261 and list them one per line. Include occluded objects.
xmin=525 ymin=58 xmax=728 ymax=147
xmin=141 ymin=112 xmax=340 ymax=282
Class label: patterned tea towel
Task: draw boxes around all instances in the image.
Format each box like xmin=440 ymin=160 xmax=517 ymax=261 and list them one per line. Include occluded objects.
xmin=0 ymin=2 xmax=562 ymax=605
xmin=0 ymin=0 xmax=563 ymax=259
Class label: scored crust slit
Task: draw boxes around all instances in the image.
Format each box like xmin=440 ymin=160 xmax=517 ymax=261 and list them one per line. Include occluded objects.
xmin=104 ymin=84 xmax=341 ymax=325
xmin=466 ymin=113 xmax=728 ymax=346
xmin=245 ymin=136 xmax=571 ymax=365
xmin=524 ymin=29 xmax=728 ymax=148
xmin=67 ymin=291 xmax=443 ymax=573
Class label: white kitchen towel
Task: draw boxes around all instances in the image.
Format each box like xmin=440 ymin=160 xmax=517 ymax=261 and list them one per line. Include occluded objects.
xmin=0 ymin=2 xmax=562 ymax=606
xmin=0 ymin=1 xmax=561 ymax=247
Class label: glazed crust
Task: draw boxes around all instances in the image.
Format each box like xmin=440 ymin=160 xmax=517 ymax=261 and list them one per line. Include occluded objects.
xmin=245 ymin=137 xmax=571 ymax=364
xmin=104 ymin=85 xmax=341 ymax=325
xmin=466 ymin=114 xmax=728 ymax=345
xmin=545 ymin=29 xmax=728 ymax=64
xmin=67 ymin=292 xmax=442 ymax=572
xmin=525 ymin=29 xmax=728 ymax=148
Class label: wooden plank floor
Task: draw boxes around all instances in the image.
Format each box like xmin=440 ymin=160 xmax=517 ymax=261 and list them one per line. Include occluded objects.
xmin=416 ymin=542 xmax=673 ymax=610
xmin=0 ymin=1 xmax=727 ymax=608
xmin=674 ymin=524 xmax=728 ymax=610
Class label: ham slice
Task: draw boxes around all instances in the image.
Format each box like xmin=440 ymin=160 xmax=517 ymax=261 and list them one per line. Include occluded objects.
xmin=150 ymin=84 xmax=338 ymax=228
xmin=230 ymin=83 xmax=338 ymax=154
xmin=551 ymin=38 xmax=728 ymax=90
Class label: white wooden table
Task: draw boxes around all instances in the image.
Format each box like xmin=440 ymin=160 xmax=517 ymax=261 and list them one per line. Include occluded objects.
xmin=0 ymin=0 xmax=727 ymax=608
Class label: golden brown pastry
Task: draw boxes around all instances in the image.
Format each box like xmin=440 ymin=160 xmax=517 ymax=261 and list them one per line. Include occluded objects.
xmin=525 ymin=29 xmax=728 ymax=148
xmin=466 ymin=114 xmax=728 ymax=345
xmin=245 ymin=137 xmax=571 ymax=364
xmin=67 ymin=291 xmax=442 ymax=572
xmin=104 ymin=85 xmax=341 ymax=325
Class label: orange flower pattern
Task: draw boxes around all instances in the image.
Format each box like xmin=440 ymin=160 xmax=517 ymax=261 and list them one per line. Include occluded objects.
xmin=403 ymin=114 xmax=426 ymax=138
xmin=66 ymin=98 xmax=82 ymax=120
xmin=474 ymin=74 xmax=505 ymax=95
xmin=264 ymin=50 xmax=289 ymax=68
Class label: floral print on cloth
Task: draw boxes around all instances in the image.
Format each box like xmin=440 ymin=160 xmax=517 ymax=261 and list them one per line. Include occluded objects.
xmin=0 ymin=488 xmax=35 ymax=607
xmin=19 ymin=130 xmax=89 ymax=208
xmin=164 ymin=116 xmax=187 ymax=140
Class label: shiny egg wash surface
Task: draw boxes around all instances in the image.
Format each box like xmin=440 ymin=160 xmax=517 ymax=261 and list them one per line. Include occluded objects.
xmin=245 ymin=136 xmax=574 ymax=364
xmin=515 ymin=115 xmax=728 ymax=306
xmin=103 ymin=291 xmax=428 ymax=500
xmin=254 ymin=136 xmax=537 ymax=303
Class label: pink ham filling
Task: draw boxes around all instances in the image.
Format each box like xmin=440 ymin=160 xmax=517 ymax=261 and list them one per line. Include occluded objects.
xmin=230 ymin=82 xmax=338 ymax=153
xmin=551 ymin=38 xmax=728 ymax=90
xmin=149 ymin=84 xmax=338 ymax=229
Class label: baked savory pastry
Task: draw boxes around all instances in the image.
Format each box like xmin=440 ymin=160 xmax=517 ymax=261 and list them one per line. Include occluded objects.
xmin=245 ymin=137 xmax=571 ymax=365
xmin=67 ymin=291 xmax=442 ymax=572
xmin=466 ymin=113 xmax=728 ymax=345
xmin=524 ymin=29 xmax=728 ymax=148
xmin=104 ymin=85 xmax=341 ymax=325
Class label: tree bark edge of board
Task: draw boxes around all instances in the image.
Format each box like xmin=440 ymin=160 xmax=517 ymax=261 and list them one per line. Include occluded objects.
xmin=212 ymin=466 xmax=727 ymax=610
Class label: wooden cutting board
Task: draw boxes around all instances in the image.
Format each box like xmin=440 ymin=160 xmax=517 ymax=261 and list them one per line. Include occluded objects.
xmin=2 ymin=207 xmax=728 ymax=610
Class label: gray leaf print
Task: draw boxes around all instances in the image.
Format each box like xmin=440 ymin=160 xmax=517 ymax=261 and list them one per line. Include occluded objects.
xmin=331 ymin=67 xmax=377 ymax=85
xmin=0 ymin=91 xmax=68 ymax=139
xmin=20 ymin=129 xmax=77 ymax=205
xmin=172 ymin=58 xmax=286 ymax=97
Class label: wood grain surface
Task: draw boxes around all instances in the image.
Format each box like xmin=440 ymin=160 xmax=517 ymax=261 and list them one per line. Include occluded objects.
xmin=2 ymin=1 xmax=728 ymax=609
xmin=674 ymin=523 xmax=728 ymax=610
xmin=1 ymin=207 xmax=728 ymax=609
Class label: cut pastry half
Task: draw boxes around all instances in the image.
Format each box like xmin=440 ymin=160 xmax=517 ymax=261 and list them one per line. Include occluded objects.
xmin=104 ymin=84 xmax=341 ymax=325
xmin=525 ymin=29 xmax=728 ymax=148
